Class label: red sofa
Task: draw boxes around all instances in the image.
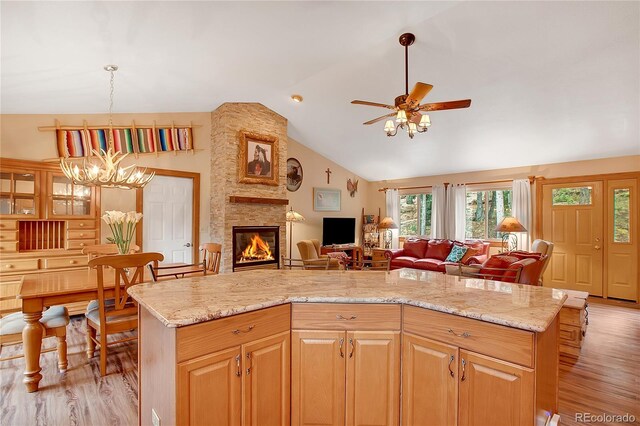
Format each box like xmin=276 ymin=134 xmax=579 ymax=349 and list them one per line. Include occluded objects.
xmin=385 ymin=238 xmax=490 ymax=273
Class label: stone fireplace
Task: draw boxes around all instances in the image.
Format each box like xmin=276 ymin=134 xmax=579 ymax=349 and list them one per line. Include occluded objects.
xmin=210 ymin=103 xmax=288 ymax=272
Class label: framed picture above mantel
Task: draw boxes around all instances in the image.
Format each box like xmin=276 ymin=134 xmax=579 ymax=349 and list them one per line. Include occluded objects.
xmin=238 ymin=130 xmax=279 ymax=186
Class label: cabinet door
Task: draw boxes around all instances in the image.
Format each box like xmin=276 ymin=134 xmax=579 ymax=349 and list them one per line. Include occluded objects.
xmin=46 ymin=172 xmax=96 ymax=218
xmin=401 ymin=333 xmax=458 ymax=426
xmin=177 ymin=346 xmax=242 ymax=426
xmin=0 ymin=168 xmax=40 ymax=218
xmin=243 ymin=331 xmax=290 ymax=426
xmin=292 ymin=330 xmax=346 ymax=426
xmin=459 ymin=350 xmax=534 ymax=426
xmin=346 ymin=331 xmax=400 ymax=426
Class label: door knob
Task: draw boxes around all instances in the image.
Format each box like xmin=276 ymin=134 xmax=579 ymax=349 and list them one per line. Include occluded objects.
xmin=184 ymin=243 xmax=192 ymax=247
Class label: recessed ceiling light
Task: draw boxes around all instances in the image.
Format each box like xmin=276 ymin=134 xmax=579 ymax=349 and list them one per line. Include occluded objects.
xmin=291 ymin=94 xmax=303 ymax=103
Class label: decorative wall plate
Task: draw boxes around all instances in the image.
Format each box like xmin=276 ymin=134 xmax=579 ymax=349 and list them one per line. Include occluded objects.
xmin=286 ymin=157 xmax=303 ymax=192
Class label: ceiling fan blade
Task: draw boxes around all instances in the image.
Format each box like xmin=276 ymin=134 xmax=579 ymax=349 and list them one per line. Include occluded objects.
xmin=419 ymin=99 xmax=472 ymax=112
xmin=409 ymin=112 xmax=422 ymax=124
xmin=405 ymin=83 xmax=433 ymax=109
xmin=363 ymin=112 xmax=396 ymax=125
xmin=351 ymin=100 xmax=396 ymax=110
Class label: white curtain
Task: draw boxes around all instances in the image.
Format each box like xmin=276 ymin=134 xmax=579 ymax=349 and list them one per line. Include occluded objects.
xmin=446 ymin=184 xmax=467 ymax=241
xmin=385 ymin=189 xmax=400 ymax=249
xmin=430 ymin=184 xmax=447 ymax=239
xmin=512 ymin=179 xmax=531 ymax=250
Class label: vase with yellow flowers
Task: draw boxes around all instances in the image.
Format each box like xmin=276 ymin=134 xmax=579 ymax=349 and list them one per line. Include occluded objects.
xmin=102 ymin=210 xmax=143 ymax=254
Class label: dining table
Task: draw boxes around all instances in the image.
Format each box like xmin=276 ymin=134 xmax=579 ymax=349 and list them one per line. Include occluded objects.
xmin=16 ymin=268 xmax=124 ymax=393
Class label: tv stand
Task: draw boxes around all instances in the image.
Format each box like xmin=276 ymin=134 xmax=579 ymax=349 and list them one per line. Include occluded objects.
xmin=320 ymin=244 xmax=363 ymax=263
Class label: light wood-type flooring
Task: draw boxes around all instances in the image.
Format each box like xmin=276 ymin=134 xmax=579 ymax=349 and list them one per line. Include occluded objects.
xmin=1 ymin=299 xmax=638 ymax=426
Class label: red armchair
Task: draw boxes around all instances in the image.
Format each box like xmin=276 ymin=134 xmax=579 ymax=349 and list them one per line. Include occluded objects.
xmin=385 ymin=238 xmax=490 ymax=273
xmin=456 ymin=252 xmax=548 ymax=285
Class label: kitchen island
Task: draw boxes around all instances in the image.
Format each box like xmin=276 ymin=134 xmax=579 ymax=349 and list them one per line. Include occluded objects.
xmin=128 ymin=268 xmax=566 ymax=426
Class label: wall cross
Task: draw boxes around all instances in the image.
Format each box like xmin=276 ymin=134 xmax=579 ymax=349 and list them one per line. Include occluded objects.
xmin=325 ymin=168 xmax=332 ymax=184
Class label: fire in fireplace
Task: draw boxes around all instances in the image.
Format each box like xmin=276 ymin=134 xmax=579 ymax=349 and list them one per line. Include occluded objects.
xmin=232 ymin=226 xmax=280 ymax=271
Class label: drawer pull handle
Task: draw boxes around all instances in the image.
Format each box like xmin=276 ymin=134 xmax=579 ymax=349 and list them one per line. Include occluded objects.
xmin=349 ymin=338 xmax=354 ymax=358
xmin=336 ymin=314 xmax=357 ymax=320
xmin=70 ymin=260 xmax=77 ymax=264
xmin=448 ymin=328 xmax=471 ymax=338
xmin=461 ymin=358 xmax=467 ymax=382
xmin=448 ymin=355 xmax=455 ymax=378
xmin=235 ymin=354 xmax=241 ymax=377
xmin=246 ymin=352 xmax=252 ymax=375
xmin=5 ymin=264 xmax=13 ymax=268
xmin=339 ymin=338 xmax=344 ymax=358
xmin=231 ymin=325 xmax=255 ymax=335
xmin=79 ymin=223 xmax=85 ymax=227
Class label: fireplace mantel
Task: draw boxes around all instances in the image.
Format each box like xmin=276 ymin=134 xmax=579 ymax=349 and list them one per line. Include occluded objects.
xmin=228 ymin=196 xmax=289 ymax=205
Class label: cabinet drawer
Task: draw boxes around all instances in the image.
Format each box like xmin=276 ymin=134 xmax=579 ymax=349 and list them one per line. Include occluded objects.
xmin=1 ymin=258 xmax=39 ymax=272
xmin=44 ymin=256 xmax=88 ymax=269
xmin=371 ymin=250 xmax=387 ymax=261
xmin=403 ymin=305 xmax=534 ymax=368
xmin=0 ymin=241 xmax=18 ymax=252
xmin=0 ymin=220 xmax=18 ymax=230
xmin=559 ymin=301 xmax=586 ymax=326
xmin=67 ymin=230 xmax=97 ymax=239
xmin=67 ymin=239 xmax=97 ymax=250
xmin=67 ymin=220 xmax=95 ymax=230
xmin=176 ymin=304 xmax=291 ymax=363
xmin=292 ymin=303 xmax=401 ymax=331
xmin=0 ymin=231 xmax=18 ymax=241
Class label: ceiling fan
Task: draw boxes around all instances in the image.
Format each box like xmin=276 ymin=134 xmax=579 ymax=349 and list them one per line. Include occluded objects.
xmin=351 ymin=33 xmax=471 ymax=138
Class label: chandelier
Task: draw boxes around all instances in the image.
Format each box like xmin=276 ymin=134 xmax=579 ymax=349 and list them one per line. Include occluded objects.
xmin=59 ymin=65 xmax=155 ymax=190
xmin=383 ymin=111 xmax=431 ymax=139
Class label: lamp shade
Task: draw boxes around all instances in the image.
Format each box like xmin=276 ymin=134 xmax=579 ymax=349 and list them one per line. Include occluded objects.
xmin=286 ymin=208 xmax=305 ymax=222
xmin=378 ymin=216 xmax=398 ymax=230
xmin=495 ymin=217 xmax=527 ymax=233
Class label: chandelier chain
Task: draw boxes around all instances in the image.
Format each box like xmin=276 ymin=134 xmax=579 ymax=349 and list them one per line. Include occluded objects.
xmin=108 ymin=68 xmax=115 ymax=129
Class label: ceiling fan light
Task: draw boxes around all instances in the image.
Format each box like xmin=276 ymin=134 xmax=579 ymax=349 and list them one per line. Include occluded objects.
xmin=419 ymin=114 xmax=431 ymax=128
xmin=408 ymin=122 xmax=417 ymax=132
xmin=396 ymin=110 xmax=407 ymax=124
xmin=384 ymin=120 xmax=395 ymax=133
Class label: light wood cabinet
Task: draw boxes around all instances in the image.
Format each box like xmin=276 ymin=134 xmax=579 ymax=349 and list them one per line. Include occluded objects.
xmin=458 ymin=350 xmax=534 ymax=426
xmin=142 ymin=305 xmax=291 ymax=426
xmin=46 ymin=171 xmax=96 ymax=219
xmin=402 ymin=333 xmax=458 ymax=426
xmin=291 ymin=304 xmax=401 ymax=426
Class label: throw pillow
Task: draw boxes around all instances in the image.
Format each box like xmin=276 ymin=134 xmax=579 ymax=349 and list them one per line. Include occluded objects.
xmin=460 ymin=246 xmax=483 ymax=264
xmin=445 ymin=245 xmax=468 ymax=263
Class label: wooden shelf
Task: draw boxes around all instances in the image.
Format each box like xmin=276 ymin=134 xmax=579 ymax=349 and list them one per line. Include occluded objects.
xmin=228 ymin=196 xmax=289 ymax=205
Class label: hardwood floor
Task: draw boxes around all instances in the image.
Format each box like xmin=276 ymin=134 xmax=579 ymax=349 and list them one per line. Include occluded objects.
xmin=1 ymin=299 xmax=638 ymax=426
xmin=558 ymin=298 xmax=640 ymax=426
xmin=0 ymin=317 xmax=138 ymax=426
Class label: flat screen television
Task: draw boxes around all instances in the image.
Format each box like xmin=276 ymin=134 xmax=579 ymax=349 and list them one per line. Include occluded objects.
xmin=322 ymin=217 xmax=356 ymax=246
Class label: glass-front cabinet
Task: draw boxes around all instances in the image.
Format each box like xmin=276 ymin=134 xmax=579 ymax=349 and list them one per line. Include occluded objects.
xmin=0 ymin=168 xmax=40 ymax=217
xmin=46 ymin=172 xmax=96 ymax=218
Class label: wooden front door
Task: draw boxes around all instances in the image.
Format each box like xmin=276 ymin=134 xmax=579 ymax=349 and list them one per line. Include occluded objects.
xmin=542 ymin=181 xmax=604 ymax=295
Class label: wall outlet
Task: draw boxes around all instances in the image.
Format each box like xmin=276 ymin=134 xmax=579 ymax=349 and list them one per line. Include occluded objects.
xmin=151 ymin=408 xmax=161 ymax=426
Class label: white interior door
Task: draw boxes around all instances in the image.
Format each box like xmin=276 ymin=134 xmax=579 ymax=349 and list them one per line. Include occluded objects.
xmin=143 ymin=175 xmax=193 ymax=264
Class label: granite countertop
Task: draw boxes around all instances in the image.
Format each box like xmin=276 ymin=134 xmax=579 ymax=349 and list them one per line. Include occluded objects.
xmin=127 ymin=268 xmax=567 ymax=332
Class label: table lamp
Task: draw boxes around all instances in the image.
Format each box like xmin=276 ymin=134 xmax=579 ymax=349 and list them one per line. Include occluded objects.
xmin=495 ymin=217 xmax=527 ymax=252
xmin=378 ymin=217 xmax=398 ymax=249
xmin=286 ymin=207 xmax=305 ymax=257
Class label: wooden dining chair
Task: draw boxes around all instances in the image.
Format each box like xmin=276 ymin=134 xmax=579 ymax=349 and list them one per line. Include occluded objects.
xmin=201 ymin=243 xmax=222 ymax=274
xmin=0 ymin=276 xmax=69 ymax=371
xmin=86 ymin=252 xmax=163 ymax=376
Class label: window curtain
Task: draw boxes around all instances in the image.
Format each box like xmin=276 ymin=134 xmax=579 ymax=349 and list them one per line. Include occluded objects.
xmin=430 ymin=184 xmax=447 ymax=239
xmin=512 ymin=179 xmax=531 ymax=250
xmin=385 ymin=189 xmax=400 ymax=249
xmin=446 ymin=184 xmax=467 ymax=241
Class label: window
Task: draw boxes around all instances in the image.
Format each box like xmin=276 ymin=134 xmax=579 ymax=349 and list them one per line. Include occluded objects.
xmin=613 ymin=188 xmax=630 ymax=243
xmin=552 ymin=187 xmax=592 ymax=205
xmin=399 ymin=193 xmax=432 ymax=237
xmin=465 ymin=189 xmax=512 ymax=239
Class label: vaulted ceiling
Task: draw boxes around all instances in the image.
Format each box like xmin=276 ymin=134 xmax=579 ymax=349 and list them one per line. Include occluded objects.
xmin=2 ymin=1 xmax=638 ymax=181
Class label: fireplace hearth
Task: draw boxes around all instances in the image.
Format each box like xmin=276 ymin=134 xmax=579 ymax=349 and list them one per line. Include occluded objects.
xmin=232 ymin=226 xmax=280 ymax=271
